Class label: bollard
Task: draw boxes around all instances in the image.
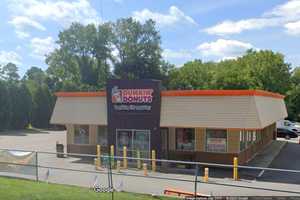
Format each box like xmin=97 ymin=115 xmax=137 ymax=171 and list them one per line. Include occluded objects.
xmin=143 ymin=163 xmax=148 ymax=176
xmin=117 ymin=160 xmax=121 ymax=173
xmin=110 ymin=145 xmax=115 ymax=168
xmin=96 ymin=145 xmax=101 ymax=169
xmin=151 ymin=150 xmax=156 ymax=172
xmin=137 ymin=150 xmax=141 ymax=169
xmin=233 ymin=157 xmax=238 ymax=181
xmin=203 ymin=167 xmax=209 ymax=182
xmin=123 ymin=146 xmax=128 ymax=169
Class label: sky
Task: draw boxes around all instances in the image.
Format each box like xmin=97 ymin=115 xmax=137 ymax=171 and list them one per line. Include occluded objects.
xmin=0 ymin=0 xmax=300 ymax=76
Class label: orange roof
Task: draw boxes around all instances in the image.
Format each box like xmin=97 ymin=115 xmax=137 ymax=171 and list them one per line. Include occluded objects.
xmin=55 ymin=89 xmax=284 ymax=99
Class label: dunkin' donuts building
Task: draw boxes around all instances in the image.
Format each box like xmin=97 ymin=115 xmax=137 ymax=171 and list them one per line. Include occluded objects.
xmin=50 ymin=79 xmax=287 ymax=164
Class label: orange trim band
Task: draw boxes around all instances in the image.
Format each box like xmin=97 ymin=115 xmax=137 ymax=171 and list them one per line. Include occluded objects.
xmin=55 ymin=89 xmax=284 ymax=99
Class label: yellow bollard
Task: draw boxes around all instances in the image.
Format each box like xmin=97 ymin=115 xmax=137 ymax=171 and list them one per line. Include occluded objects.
xmin=151 ymin=150 xmax=156 ymax=172
xmin=143 ymin=163 xmax=148 ymax=176
xmin=123 ymin=146 xmax=128 ymax=169
xmin=110 ymin=145 xmax=115 ymax=168
xmin=233 ymin=157 xmax=238 ymax=181
xmin=203 ymin=167 xmax=209 ymax=182
xmin=96 ymin=145 xmax=101 ymax=169
xmin=137 ymin=150 xmax=141 ymax=169
xmin=117 ymin=160 xmax=121 ymax=173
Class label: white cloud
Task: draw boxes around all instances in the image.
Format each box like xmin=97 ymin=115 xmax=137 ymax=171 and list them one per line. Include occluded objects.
xmin=8 ymin=0 xmax=101 ymax=38
xmin=285 ymin=20 xmax=300 ymax=35
xmin=197 ymin=39 xmax=253 ymax=60
xmin=15 ymin=31 xmax=31 ymax=39
xmin=0 ymin=51 xmax=22 ymax=65
xmin=204 ymin=18 xmax=280 ymax=35
xmin=9 ymin=16 xmax=46 ymax=39
xmin=204 ymin=0 xmax=300 ymax=35
xmin=30 ymin=36 xmax=57 ymax=60
xmin=267 ymin=0 xmax=300 ymax=20
xmin=9 ymin=16 xmax=46 ymax=31
xmin=162 ymin=49 xmax=193 ymax=59
xmin=133 ymin=6 xmax=197 ymax=27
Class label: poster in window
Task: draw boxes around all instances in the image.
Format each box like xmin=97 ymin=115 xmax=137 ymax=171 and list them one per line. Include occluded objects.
xmin=207 ymin=138 xmax=226 ymax=152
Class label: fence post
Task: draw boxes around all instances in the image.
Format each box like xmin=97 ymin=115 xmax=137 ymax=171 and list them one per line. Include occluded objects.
xmin=110 ymin=145 xmax=115 ymax=168
xmin=123 ymin=146 xmax=127 ymax=169
xmin=151 ymin=150 xmax=156 ymax=172
xmin=137 ymin=150 xmax=141 ymax=169
xmin=35 ymin=151 xmax=38 ymax=182
xmin=233 ymin=157 xmax=238 ymax=181
xmin=194 ymin=164 xmax=199 ymax=198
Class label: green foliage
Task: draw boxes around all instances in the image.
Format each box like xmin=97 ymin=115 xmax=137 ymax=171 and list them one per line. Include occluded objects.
xmin=31 ymin=84 xmax=53 ymax=128
xmin=0 ymin=80 xmax=10 ymax=130
xmin=1 ymin=63 xmax=20 ymax=82
xmin=112 ymin=18 xmax=162 ymax=79
xmin=168 ymin=60 xmax=215 ymax=89
xmin=168 ymin=50 xmax=291 ymax=93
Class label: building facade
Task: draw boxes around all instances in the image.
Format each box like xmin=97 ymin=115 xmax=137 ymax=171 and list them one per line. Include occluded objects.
xmin=50 ymin=80 xmax=287 ymax=164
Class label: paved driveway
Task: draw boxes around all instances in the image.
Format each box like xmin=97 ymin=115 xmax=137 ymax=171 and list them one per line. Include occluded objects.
xmin=259 ymin=143 xmax=300 ymax=184
xmin=0 ymin=129 xmax=66 ymax=152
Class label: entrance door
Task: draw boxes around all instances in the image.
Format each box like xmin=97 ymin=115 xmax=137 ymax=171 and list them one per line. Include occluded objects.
xmin=116 ymin=129 xmax=151 ymax=158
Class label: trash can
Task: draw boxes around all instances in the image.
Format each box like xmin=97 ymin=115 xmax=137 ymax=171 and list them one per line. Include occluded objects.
xmin=56 ymin=143 xmax=64 ymax=158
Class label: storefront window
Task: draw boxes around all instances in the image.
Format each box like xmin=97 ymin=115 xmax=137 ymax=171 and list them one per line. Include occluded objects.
xmin=176 ymin=128 xmax=195 ymax=151
xmin=253 ymin=131 xmax=257 ymax=142
xmin=116 ymin=130 xmax=133 ymax=150
xmin=206 ymin=129 xmax=227 ymax=153
xmin=240 ymin=130 xmax=246 ymax=151
xmin=247 ymin=131 xmax=252 ymax=146
xmin=74 ymin=125 xmax=89 ymax=144
xmin=97 ymin=126 xmax=108 ymax=147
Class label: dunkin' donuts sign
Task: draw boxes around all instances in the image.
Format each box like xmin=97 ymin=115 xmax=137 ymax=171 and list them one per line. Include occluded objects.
xmin=107 ymin=79 xmax=160 ymax=113
xmin=111 ymin=86 xmax=154 ymax=111
xmin=111 ymin=86 xmax=153 ymax=104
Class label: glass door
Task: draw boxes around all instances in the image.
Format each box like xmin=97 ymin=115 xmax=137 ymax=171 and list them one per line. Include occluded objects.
xmin=116 ymin=129 xmax=151 ymax=159
xmin=133 ymin=130 xmax=150 ymax=158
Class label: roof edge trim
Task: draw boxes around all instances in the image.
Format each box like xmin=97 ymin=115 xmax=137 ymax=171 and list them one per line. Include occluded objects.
xmin=55 ymin=89 xmax=285 ymax=99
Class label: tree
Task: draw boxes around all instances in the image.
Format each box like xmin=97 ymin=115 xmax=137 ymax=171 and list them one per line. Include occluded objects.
xmin=240 ymin=50 xmax=291 ymax=93
xmin=112 ymin=18 xmax=162 ymax=80
xmin=168 ymin=60 xmax=215 ymax=89
xmin=291 ymin=67 xmax=300 ymax=85
xmin=24 ymin=67 xmax=46 ymax=85
xmin=213 ymin=59 xmax=250 ymax=89
xmin=0 ymin=80 xmax=10 ymax=130
xmin=46 ymin=22 xmax=113 ymax=91
xmin=1 ymin=63 xmax=20 ymax=82
xmin=286 ymin=85 xmax=300 ymax=121
xmin=31 ymin=84 xmax=53 ymax=128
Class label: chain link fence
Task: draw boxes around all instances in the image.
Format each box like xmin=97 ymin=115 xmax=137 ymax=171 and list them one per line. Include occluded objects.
xmin=1 ymin=148 xmax=300 ymax=198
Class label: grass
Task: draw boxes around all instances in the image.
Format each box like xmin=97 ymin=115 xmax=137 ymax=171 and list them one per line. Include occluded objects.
xmin=0 ymin=177 xmax=175 ymax=200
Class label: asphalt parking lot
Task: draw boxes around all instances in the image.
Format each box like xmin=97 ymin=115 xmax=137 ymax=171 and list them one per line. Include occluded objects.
xmin=258 ymin=139 xmax=300 ymax=184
